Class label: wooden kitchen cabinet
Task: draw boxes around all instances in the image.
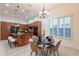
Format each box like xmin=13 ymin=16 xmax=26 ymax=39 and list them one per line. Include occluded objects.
xmin=16 ymin=33 xmax=30 ymax=46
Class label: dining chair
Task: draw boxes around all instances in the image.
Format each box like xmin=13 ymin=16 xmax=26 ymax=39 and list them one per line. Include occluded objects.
xmin=32 ymin=35 xmax=38 ymax=42
xmin=46 ymin=40 xmax=62 ymax=56
xmin=47 ymin=35 xmax=55 ymax=43
xmin=48 ymin=35 xmax=53 ymax=39
xmin=30 ymin=42 xmax=44 ymax=56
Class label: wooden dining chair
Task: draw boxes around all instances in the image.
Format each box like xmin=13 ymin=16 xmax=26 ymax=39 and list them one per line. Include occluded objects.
xmin=47 ymin=35 xmax=55 ymax=43
xmin=46 ymin=40 xmax=62 ymax=56
xmin=30 ymin=42 xmax=44 ymax=56
xmin=48 ymin=35 xmax=53 ymax=39
xmin=32 ymin=35 xmax=38 ymax=42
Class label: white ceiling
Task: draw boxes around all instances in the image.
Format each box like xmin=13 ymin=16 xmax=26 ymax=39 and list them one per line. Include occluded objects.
xmin=0 ymin=3 xmax=60 ymax=20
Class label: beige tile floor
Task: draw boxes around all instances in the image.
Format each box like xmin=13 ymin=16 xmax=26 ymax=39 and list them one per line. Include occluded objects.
xmin=0 ymin=40 xmax=79 ymax=56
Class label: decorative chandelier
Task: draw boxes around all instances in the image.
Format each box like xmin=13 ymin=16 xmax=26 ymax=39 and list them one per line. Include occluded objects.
xmin=39 ymin=4 xmax=49 ymax=19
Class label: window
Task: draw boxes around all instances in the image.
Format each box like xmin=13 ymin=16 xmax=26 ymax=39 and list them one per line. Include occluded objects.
xmin=52 ymin=16 xmax=71 ymax=38
xmin=52 ymin=19 xmax=58 ymax=36
xmin=58 ymin=17 xmax=64 ymax=36
xmin=49 ymin=20 xmax=53 ymax=35
xmin=64 ymin=17 xmax=71 ymax=37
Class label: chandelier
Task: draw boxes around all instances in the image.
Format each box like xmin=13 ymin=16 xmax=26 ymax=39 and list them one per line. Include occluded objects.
xmin=39 ymin=4 xmax=49 ymax=19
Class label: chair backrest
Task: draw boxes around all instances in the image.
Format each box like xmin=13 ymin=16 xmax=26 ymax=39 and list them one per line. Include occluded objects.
xmin=48 ymin=35 xmax=53 ymax=39
xmin=32 ymin=35 xmax=38 ymax=41
xmin=48 ymin=35 xmax=55 ymax=42
xmin=30 ymin=42 xmax=38 ymax=52
xmin=54 ymin=40 xmax=62 ymax=51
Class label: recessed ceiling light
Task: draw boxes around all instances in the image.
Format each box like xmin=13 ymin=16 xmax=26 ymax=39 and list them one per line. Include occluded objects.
xmin=5 ymin=4 xmax=10 ymax=7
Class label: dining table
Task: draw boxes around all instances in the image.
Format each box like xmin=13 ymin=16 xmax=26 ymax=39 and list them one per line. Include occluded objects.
xmin=35 ymin=38 xmax=55 ymax=56
xmin=35 ymin=38 xmax=55 ymax=45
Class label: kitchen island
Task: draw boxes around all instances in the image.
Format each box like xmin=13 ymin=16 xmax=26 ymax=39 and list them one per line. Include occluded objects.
xmin=14 ymin=32 xmax=33 ymax=47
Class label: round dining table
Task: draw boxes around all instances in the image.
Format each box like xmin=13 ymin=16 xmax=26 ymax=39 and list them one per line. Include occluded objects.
xmin=42 ymin=40 xmax=55 ymax=45
xmin=35 ymin=39 xmax=55 ymax=56
xmin=35 ymin=38 xmax=55 ymax=45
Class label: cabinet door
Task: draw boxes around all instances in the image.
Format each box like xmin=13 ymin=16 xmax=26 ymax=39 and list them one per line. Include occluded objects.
xmin=0 ymin=22 xmax=1 ymax=40
xmin=1 ymin=22 xmax=14 ymax=40
xmin=1 ymin=22 xmax=8 ymax=40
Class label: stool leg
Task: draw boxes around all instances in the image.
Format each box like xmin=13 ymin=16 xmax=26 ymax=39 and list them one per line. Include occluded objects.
xmin=30 ymin=51 xmax=33 ymax=56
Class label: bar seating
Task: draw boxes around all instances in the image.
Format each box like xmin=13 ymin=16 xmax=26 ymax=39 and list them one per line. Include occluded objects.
xmin=8 ymin=35 xmax=16 ymax=48
xmin=46 ymin=40 xmax=62 ymax=56
xmin=30 ymin=42 xmax=44 ymax=56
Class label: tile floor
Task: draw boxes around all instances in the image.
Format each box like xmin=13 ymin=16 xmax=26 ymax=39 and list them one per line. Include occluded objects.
xmin=0 ymin=40 xmax=79 ymax=56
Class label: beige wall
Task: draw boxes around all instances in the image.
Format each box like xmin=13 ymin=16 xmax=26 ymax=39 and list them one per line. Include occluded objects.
xmin=49 ymin=4 xmax=79 ymax=49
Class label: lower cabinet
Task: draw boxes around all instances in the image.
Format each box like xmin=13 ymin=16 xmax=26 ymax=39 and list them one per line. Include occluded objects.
xmin=16 ymin=33 xmax=30 ymax=46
